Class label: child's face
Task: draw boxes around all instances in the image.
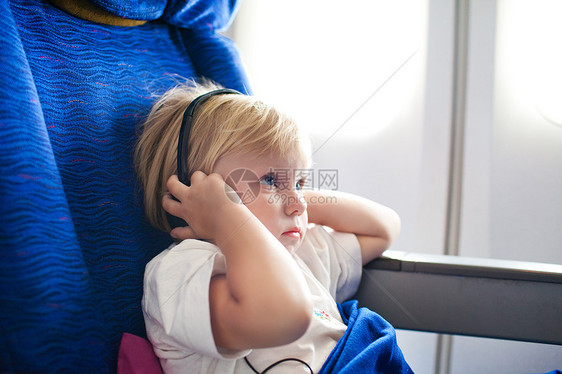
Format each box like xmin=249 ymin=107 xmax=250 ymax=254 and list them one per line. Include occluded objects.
xmin=214 ymin=152 xmax=309 ymax=253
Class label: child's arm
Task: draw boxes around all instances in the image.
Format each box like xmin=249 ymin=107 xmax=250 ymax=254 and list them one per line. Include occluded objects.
xmin=303 ymin=190 xmax=400 ymax=265
xmin=163 ymin=173 xmax=312 ymax=351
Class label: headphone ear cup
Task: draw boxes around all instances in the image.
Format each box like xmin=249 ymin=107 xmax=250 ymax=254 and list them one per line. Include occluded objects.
xmin=166 ymin=211 xmax=188 ymax=230
xmin=166 ymin=194 xmax=189 ymax=229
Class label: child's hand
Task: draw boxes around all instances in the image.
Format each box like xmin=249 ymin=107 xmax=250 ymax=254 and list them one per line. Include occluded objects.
xmin=162 ymin=172 xmax=241 ymax=241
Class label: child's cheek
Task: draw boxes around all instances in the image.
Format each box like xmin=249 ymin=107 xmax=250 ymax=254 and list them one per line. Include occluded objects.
xmin=299 ymin=210 xmax=309 ymax=230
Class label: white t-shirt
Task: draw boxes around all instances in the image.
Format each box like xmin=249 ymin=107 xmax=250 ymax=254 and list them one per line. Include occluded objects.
xmin=142 ymin=224 xmax=362 ymax=374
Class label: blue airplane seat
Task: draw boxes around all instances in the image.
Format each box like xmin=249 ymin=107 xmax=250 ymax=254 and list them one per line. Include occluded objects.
xmin=0 ymin=0 xmax=250 ymax=372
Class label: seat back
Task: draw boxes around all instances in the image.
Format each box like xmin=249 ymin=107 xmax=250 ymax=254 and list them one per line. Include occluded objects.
xmin=0 ymin=0 xmax=249 ymax=371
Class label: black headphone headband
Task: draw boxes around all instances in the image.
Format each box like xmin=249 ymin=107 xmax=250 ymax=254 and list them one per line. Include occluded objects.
xmin=167 ymin=88 xmax=241 ymax=230
xmin=176 ymin=88 xmax=241 ymax=186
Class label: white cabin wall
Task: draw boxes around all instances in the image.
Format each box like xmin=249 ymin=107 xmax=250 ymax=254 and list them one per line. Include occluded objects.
xmin=452 ymin=0 xmax=562 ymax=372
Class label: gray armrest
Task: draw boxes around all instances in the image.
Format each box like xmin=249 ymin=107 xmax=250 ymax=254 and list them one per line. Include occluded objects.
xmin=354 ymin=251 xmax=562 ymax=345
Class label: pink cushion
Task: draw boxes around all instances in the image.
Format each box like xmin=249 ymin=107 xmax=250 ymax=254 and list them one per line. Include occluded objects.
xmin=117 ymin=333 xmax=163 ymax=374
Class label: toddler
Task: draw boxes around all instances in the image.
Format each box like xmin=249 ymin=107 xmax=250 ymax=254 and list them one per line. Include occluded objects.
xmin=135 ymin=81 xmax=410 ymax=373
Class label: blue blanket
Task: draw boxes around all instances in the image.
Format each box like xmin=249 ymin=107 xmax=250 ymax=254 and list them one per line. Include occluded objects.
xmin=320 ymin=301 xmax=413 ymax=374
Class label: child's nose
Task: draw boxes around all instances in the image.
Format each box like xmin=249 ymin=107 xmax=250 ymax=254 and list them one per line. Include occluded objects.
xmin=284 ymin=188 xmax=307 ymax=216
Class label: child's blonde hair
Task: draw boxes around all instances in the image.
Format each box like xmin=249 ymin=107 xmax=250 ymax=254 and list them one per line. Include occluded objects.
xmin=135 ymin=80 xmax=311 ymax=232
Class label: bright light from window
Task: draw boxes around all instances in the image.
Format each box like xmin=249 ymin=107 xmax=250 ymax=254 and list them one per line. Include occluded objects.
xmin=497 ymin=0 xmax=562 ymax=127
xmin=233 ymin=0 xmax=426 ymax=138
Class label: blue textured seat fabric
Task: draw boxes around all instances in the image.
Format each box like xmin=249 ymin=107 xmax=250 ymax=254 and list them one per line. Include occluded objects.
xmin=0 ymin=0 xmax=249 ymax=372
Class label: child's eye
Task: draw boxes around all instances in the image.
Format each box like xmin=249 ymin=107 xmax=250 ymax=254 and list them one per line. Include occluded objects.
xmin=295 ymin=178 xmax=306 ymax=191
xmin=259 ymin=173 xmax=277 ymax=188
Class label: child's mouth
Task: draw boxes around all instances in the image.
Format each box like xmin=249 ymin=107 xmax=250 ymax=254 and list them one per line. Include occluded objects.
xmin=282 ymin=228 xmax=301 ymax=239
